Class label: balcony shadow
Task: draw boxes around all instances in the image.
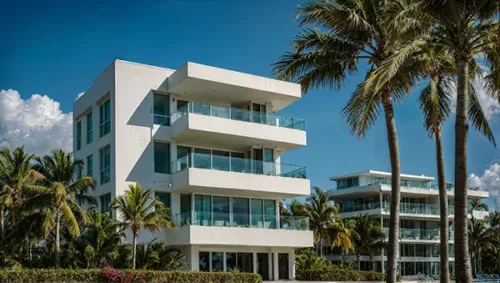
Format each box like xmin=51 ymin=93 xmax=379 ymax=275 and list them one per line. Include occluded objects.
xmin=127 ymin=90 xmax=153 ymax=128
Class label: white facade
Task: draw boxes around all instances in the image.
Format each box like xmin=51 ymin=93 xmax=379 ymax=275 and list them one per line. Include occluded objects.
xmin=73 ymin=60 xmax=313 ymax=280
xmin=328 ymin=170 xmax=489 ymax=279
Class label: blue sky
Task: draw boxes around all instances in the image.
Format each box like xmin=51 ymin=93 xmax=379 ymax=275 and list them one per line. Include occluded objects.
xmin=1 ymin=0 xmax=499 ymax=203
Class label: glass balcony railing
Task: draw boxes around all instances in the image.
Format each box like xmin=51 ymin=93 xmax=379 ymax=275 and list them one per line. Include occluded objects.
xmin=383 ymin=228 xmax=454 ymax=240
xmin=171 ymin=152 xmax=307 ymax=179
xmin=153 ymin=114 xmax=170 ymax=126
xmin=170 ymin=101 xmax=306 ymax=130
xmin=339 ymin=202 xmax=381 ymax=213
xmin=382 ymin=202 xmax=455 ymax=215
xmin=175 ymin=211 xmax=310 ymax=231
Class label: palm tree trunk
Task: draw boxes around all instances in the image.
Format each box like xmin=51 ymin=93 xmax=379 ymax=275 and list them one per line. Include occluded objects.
xmin=132 ymin=231 xmax=137 ymax=269
xmin=454 ymin=57 xmax=472 ymax=283
xmin=382 ymin=94 xmax=401 ymax=283
xmin=55 ymin=212 xmax=61 ymax=268
xmin=436 ymin=129 xmax=450 ymax=283
xmin=0 ymin=208 xmax=4 ymax=240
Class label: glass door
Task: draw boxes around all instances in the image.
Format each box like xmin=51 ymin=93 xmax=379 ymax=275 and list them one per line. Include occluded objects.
xmin=180 ymin=194 xmax=191 ymax=225
xmin=263 ymin=148 xmax=274 ymax=175
xmin=257 ymin=253 xmax=269 ymax=280
xmin=253 ymin=148 xmax=263 ymax=174
xmin=251 ymin=199 xmax=264 ymax=228
xmin=195 ymin=195 xmax=211 ymax=226
xmin=278 ymin=253 xmax=289 ymax=280
xmin=177 ymin=146 xmax=191 ymax=169
xmin=252 ymin=103 xmax=266 ymax=124
xmin=213 ymin=196 xmax=230 ymax=226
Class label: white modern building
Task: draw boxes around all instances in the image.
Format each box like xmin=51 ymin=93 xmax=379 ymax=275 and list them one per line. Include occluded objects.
xmin=327 ymin=170 xmax=489 ymax=279
xmin=73 ymin=59 xmax=313 ymax=280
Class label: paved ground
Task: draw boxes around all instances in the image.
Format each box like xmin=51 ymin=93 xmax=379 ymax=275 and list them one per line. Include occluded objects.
xmin=264 ymin=281 xmax=422 ymax=283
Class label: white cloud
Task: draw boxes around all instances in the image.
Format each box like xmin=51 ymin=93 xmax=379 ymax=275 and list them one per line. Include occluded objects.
xmin=76 ymin=92 xmax=85 ymax=100
xmin=0 ymin=89 xmax=73 ymax=156
xmin=468 ymin=162 xmax=500 ymax=210
xmin=449 ymin=77 xmax=500 ymax=121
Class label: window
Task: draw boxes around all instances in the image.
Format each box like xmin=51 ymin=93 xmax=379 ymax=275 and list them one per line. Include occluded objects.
xmin=100 ymin=145 xmax=111 ymax=184
xmin=76 ymin=167 xmax=82 ymax=180
xmin=226 ymin=252 xmax=236 ymax=271
xmin=156 ymin=192 xmax=170 ymax=208
xmin=195 ymin=195 xmax=212 ymax=225
xmin=100 ymin=193 xmax=111 ymax=213
xmin=154 ymin=94 xmax=170 ymax=125
xmin=212 ymin=196 xmax=229 ymax=225
xmin=154 ymin=142 xmax=170 ymax=174
xmin=87 ymin=112 xmax=93 ymax=144
xmin=99 ymin=99 xmax=111 ymax=137
xmin=233 ymin=198 xmax=250 ymax=227
xmin=76 ymin=120 xmax=82 ymax=150
xmin=199 ymin=252 xmax=210 ymax=272
xmin=212 ymin=252 xmax=224 ymax=272
xmin=87 ymin=155 xmax=93 ymax=177
xmin=337 ymin=177 xmax=359 ymax=189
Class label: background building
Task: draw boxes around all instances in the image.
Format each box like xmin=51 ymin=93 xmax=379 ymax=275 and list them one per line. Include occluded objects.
xmin=328 ymin=170 xmax=489 ymax=279
xmin=73 ymin=60 xmax=314 ymax=280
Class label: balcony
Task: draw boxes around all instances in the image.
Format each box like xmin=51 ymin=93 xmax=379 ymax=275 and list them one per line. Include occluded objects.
xmin=170 ymin=152 xmax=310 ymax=198
xmin=383 ymin=203 xmax=455 ymax=216
xmin=169 ymin=102 xmax=306 ymax=152
xmin=165 ymin=211 xmax=313 ymax=247
xmin=383 ymin=228 xmax=453 ymax=241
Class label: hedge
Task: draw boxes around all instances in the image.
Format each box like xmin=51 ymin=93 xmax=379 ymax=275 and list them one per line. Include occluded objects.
xmin=297 ymin=267 xmax=402 ymax=282
xmin=0 ymin=267 xmax=262 ymax=283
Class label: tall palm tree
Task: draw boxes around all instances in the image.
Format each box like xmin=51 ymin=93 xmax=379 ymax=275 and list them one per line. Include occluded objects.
xmin=273 ymin=2 xmax=423 ymax=280
xmin=0 ymin=147 xmax=46 ymax=234
xmin=488 ymin=212 xmax=500 ymax=274
xmin=415 ymin=2 xmax=500 ymax=281
xmin=29 ymin=149 xmax=95 ymax=268
xmin=350 ymin=214 xmax=386 ymax=270
xmin=305 ymin=186 xmax=339 ymax=256
xmin=469 ymin=218 xmax=496 ymax=275
xmin=111 ymin=183 xmax=175 ymax=269
xmin=329 ymin=217 xmax=354 ymax=262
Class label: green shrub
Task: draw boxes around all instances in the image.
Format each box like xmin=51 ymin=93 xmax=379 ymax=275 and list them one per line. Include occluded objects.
xmin=0 ymin=268 xmax=262 ymax=283
xmin=296 ymin=249 xmax=402 ymax=281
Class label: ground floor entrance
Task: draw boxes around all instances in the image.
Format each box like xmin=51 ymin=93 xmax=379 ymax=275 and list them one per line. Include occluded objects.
xmin=180 ymin=245 xmax=295 ymax=281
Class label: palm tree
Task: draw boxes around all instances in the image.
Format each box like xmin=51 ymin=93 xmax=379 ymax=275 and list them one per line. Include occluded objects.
xmin=0 ymin=147 xmax=46 ymax=234
xmin=470 ymin=198 xmax=489 ymax=214
xmin=414 ymin=2 xmax=500 ymax=281
xmin=111 ymin=183 xmax=175 ymax=269
xmin=329 ymin=217 xmax=354 ymax=263
xmin=305 ymin=186 xmax=339 ymax=256
xmin=273 ymin=2 xmax=423 ymax=280
xmin=488 ymin=212 xmax=500 ymax=274
xmin=350 ymin=214 xmax=386 ymax=270
xmin=80 ymin=208 xmax=126 ymax=268
xmin=469 ymin=218 xmax=496 ymax=275
xmin=29 ymin=150 xmax=95 ymax=268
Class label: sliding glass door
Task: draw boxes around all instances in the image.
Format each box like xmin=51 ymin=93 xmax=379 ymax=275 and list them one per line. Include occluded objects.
xmin=213 ymin=196 xmax=230 ymax=226
xmin=195 ymin=195 xmax=211 ymax=226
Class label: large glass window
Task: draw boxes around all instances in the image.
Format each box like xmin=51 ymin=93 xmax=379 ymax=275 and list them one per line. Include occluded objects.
xmin=99 ymin=99 xmax=111 ymax=137
xmin=199 ymin=252 xmax=210 ymax=272
xmin=213 ymin=196 xmax=229 ymax=226
xmin=237 ymin=253 xmax=253 ymax=273
xmin=232 ymin=198 xmax=250 ymax=227
xmin=193 ymin=148 xmax=211 ymax=169
xmin=264 ymin=200 xmax=276 ymax=229
xmin=226 ymin=252 xmax=236 ymax=271
xmin=156 ymin=192 xmax=170 ymax=208
xmin=212 ymin=252 xmax=224 ymax=272
xmin=100 ymin=145 xmax=111 ymax=185
xmin=154 ymin=94 xmax=170 ymax=125
xmin=195 ymin=195 xmax=211 ymax=225
xmin=87 ymin=155 xmax=93 ymax=177
xmin=100 ymin=193 xmax=111 ymax=213
xmin=87 ymin=112 xmax=93 ymax=144
xmin=154 ymin=142 xmax=170 ymax=174
xmin=177 ymin=146 xmax=191 ymax=169
xmin=76 ymin=120 xmax=82 ymax=150
xmin=337 ymin=177 xmax=359 ymax=189
xmin=251 ymin=199 xmax=264 ymax=228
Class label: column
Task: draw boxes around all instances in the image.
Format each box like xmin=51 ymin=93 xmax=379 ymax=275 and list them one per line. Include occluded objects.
xmin=170 ymin=142 xmax=177 ymax=174
xmin=274 ymin=149 xmax=281 ymax=176
xmin=275 ymin=199 xmax=280 ymax=229
xmin=273 ymin=252 xmax=279 ymax=280
xmin=268 ymin=253 xmax=273 ymax=280
xmin=253 ymin=252 xmax=257 ymax=274
xmin=191 ymin=245 xmax=199 ymax=271
xmin=223 ymin=252 xmax=227 ymax=272
xmin=289 ymin=250 xmax=295 ymax=280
